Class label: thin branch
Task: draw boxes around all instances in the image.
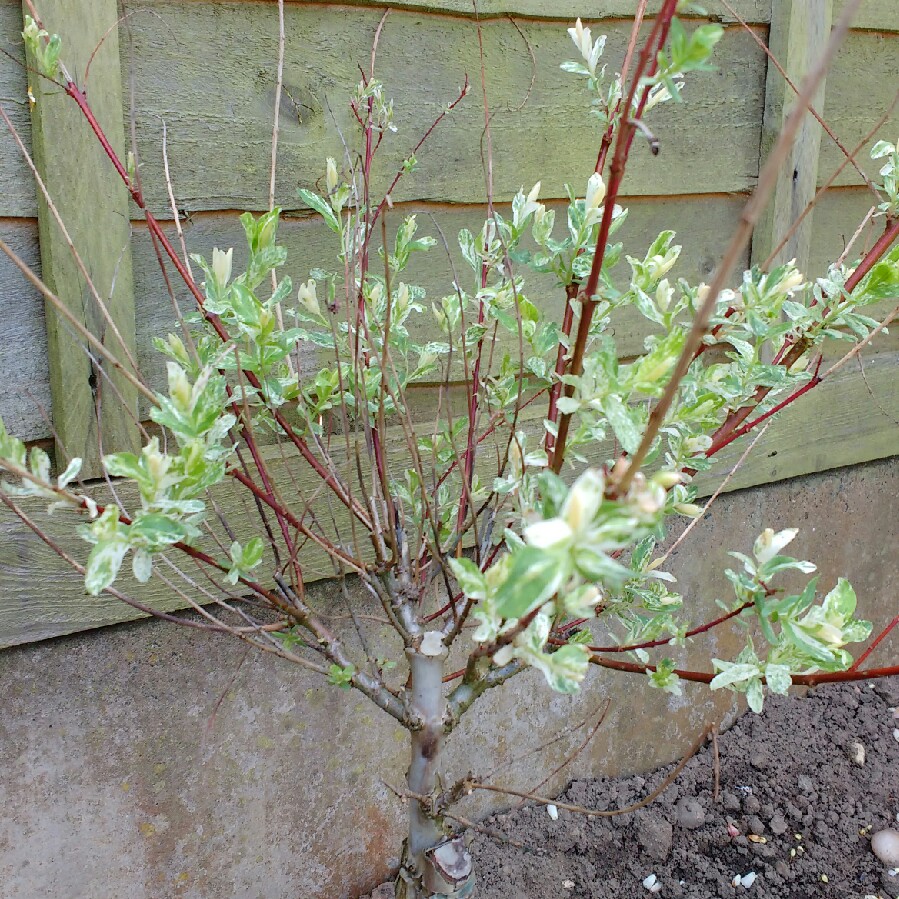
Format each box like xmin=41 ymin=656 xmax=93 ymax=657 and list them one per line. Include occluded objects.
xmin=551 ymin=0 xmax=679 ymax=469
xmin=0 ymin=237 xmax=156 ymax=405
xmin=720 ymin=0 xmax=880 ymax=197
xmin=589 ymin=654 xmax=899 ymax=687
xmin=657 ymin=422 xmax=771 ymax=565
xmin=464 ymin=722 xmax=713 ymax=819
xmin=612 ymin=0 xmax=862 ymax=492
xmin=518 ymin=699 xmax=611 ymax=805
xmin=61 ymin=80 xmax=374 ymax=531
xmin=763 ymin=89 xmax=899 ymax=271
xmin=0 ymin=104 xmax=142 ymax=376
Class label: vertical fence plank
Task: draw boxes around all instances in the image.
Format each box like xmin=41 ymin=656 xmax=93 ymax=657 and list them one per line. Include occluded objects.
xmin=752 ymin=0 xmax=833 ymax=274
xmin=25 ymin=0 xmax=139 ymax=476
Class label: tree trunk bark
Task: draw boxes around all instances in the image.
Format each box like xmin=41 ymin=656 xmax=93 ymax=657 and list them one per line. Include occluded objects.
xmin=395 ymin=636 xmax=474 ymax=898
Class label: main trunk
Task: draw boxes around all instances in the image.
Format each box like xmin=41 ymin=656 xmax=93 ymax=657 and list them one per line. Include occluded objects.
xmin=396 ymin=640 xmax=474 ymax=899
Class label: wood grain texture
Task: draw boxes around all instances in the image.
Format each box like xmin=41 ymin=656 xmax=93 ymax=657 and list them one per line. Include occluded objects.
xmin=808 ymin=187 xmax=899 ymax=360
xmin=130 ymin=192 xmax=749 ymax=412
xmin=752 ymin=0 xmax=832 ymax=273
xmin=809 ymin=185 xmax=894 ymax=272
xmin=133 ymin=0 xmax=771 ymax=22
xmin=27 ymin=0 xmax=141 ymax=475
xmin=10 ymin=188 xmax=888 ymax=439
xmin=0 ymin=218 xmax=51 ymax=440
xmin=0 ymin=0 xmax=34 ymax=217
xmin=819 ymin=30 xmax=899 ymax=188
xmin=834 ymin=0 xmax=899 ymax=32
xmin=121 ymin=4 xmax=767 ymax=212
xmin=1 ymin=349 xmax=896 ymax=647
xmin=703 ymin=351 xmax=899 ymax=493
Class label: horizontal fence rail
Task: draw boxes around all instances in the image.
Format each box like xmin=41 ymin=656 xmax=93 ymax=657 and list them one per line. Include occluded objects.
xmin=0 ymin=0 xmax=896 ymax=645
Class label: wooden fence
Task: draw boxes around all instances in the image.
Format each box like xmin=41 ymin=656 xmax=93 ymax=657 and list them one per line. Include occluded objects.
xmin=0 ymin=0 xmax=896 ymax=646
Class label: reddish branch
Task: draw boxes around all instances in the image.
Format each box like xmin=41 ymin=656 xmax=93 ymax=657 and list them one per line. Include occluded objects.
xmin=227 ymin=468 xmax=367 ymax=574
xmin=564 ymin=601 xmax=754 ymax=655
xmin=551 ymin=0 xmax=680 ymax=471
xmin=63 ymin=81 xmax=374 ymax=534
xmin=591 ymin=655 xmax=899 ymax=687
xmin=851 ymin=612 xmax=899 ymax=671
xmin=703 ymin=355 xmax=823 ymax=461
xmin=702 ymin=216 xmax=899 ymax=461
xmin=368 ymin=76 xmax=470 ymax=231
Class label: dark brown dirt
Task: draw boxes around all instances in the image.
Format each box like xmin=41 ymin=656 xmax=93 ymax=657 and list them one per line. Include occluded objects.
xmin=370 ymin=678 xmax=899 ymax=899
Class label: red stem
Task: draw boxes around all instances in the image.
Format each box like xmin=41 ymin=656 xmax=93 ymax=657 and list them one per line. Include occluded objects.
xmin=64 ymin=81 xmax=373 ymax=531
xmin=72 ymin=495 xmax=293 ymax=614
xmin=545 ymin=283 xmax=578 ymax=455
xmin=851 ymin=613 xmax=899 ymax=671
xmin=228 ymin=468 xmax=366 ymax=573
xmin=369 ymin=76 xmax=469 ymax=232
xmin=845 ymin=217 xmax=899 ymax=292
xmin=591 ymin=655 xmax=899 ymax=687
xmin=551 ymin=0 xmax=679 ymax=471
xmin=705 ymin=357 xmax=822 ymax=460
xmin=568 ymin=601 xmax=753 ymax=654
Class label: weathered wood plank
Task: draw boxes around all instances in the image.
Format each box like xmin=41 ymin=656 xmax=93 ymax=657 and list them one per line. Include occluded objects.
xmin=809 ymin=185 xmax=895 ymax=273
xmin=1 ymin=350 xmax=896 ymax=647
xmin=26 ymin=0 xmax=141 ymax=475
xmin=130 ymin=192 xmax=750 ymax=412
xmin=122 ymin=4 xmax=768 ymax=212
xmin=155 ymin=0 xmax=772 ymax=23
xmin=819 ymin=30 xmax=899 ymax=188
xmin=752 ymin=0 xmax=832 ymax=273
xmin=5 ymin=187 xmax=889 ymax=444
xmin=703 ymin=352 xmax=899 ymax=493
xmin=834 ymin=0 xmax=899 ymax=33
xmin=0 ymin=218 xmax=51 ymax=440
xmin=0 ymin=0 xmax=34 ymax=217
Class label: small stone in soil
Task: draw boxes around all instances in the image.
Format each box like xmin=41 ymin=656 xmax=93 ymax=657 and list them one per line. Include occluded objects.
xmin=872 ymin=829 xmax=899 ymax=867
xmin=675 ymin=797 xmax=706 ymax=830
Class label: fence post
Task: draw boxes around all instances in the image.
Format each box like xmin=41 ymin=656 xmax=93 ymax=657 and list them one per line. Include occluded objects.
xmin=752 ymin=0 xmax=833 ymax=275
xmin=24 ymin=0 xmax=139 ymax=477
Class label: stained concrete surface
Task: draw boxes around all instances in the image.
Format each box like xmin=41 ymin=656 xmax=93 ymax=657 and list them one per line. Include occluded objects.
xmin=0 ymin=457 xmax=896 ymax=898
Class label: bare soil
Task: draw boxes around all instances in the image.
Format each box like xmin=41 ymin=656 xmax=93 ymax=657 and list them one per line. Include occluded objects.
xmin=370 ymin=678 xmax=899 ymax=899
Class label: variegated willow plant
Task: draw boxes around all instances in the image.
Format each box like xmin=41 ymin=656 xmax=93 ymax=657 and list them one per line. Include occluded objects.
xmin=3 ymin=5 xmax=899 ymax=897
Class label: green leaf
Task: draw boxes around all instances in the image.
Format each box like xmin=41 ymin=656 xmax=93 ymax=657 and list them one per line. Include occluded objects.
xmin=327 ymin=663 xmax=355 ymax=689
xmin=493 ymin=545 xmax=567 ymax=619
xmin=709 ymin=661 xmax=758 ymax=690
xmin=57 ymin=457 xmax=82 ymax=489
xmin=448 ymin=557 xmax=487 ymax=600
xmin=297 ymin=189 xmax=341 ymax=234
xmin=821 ymin=578 xmax=856 ymax=621
xmin=132 ymin=549 xmax=153 ymax=583
xmin=852 ymin=249 xmax=899 ymax=304
xmin=103 ymin=452 xmax=147 ymax=483
xmin=0 ymin=415 xmax=27 ymax=466
xmin=764 ymin=664 xmax=792 ymax=695
xmin=130 ymin=513 xmax=189 ymax=550
xmin=85 ymin=539 xmax=130 ymax=596
xmin=602 ymin=395 xmax=642 ymax=455
xmin=746 ymin=678 xmax=764 ymax=713
xmin=781 ymin=619 xmax=835 ymax=665
xmin=540 ymin=644 xmax=590 ymax=694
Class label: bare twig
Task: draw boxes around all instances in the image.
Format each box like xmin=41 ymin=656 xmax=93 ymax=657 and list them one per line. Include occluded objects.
xmin=465 ymin=722 xmax=714 ymax=819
